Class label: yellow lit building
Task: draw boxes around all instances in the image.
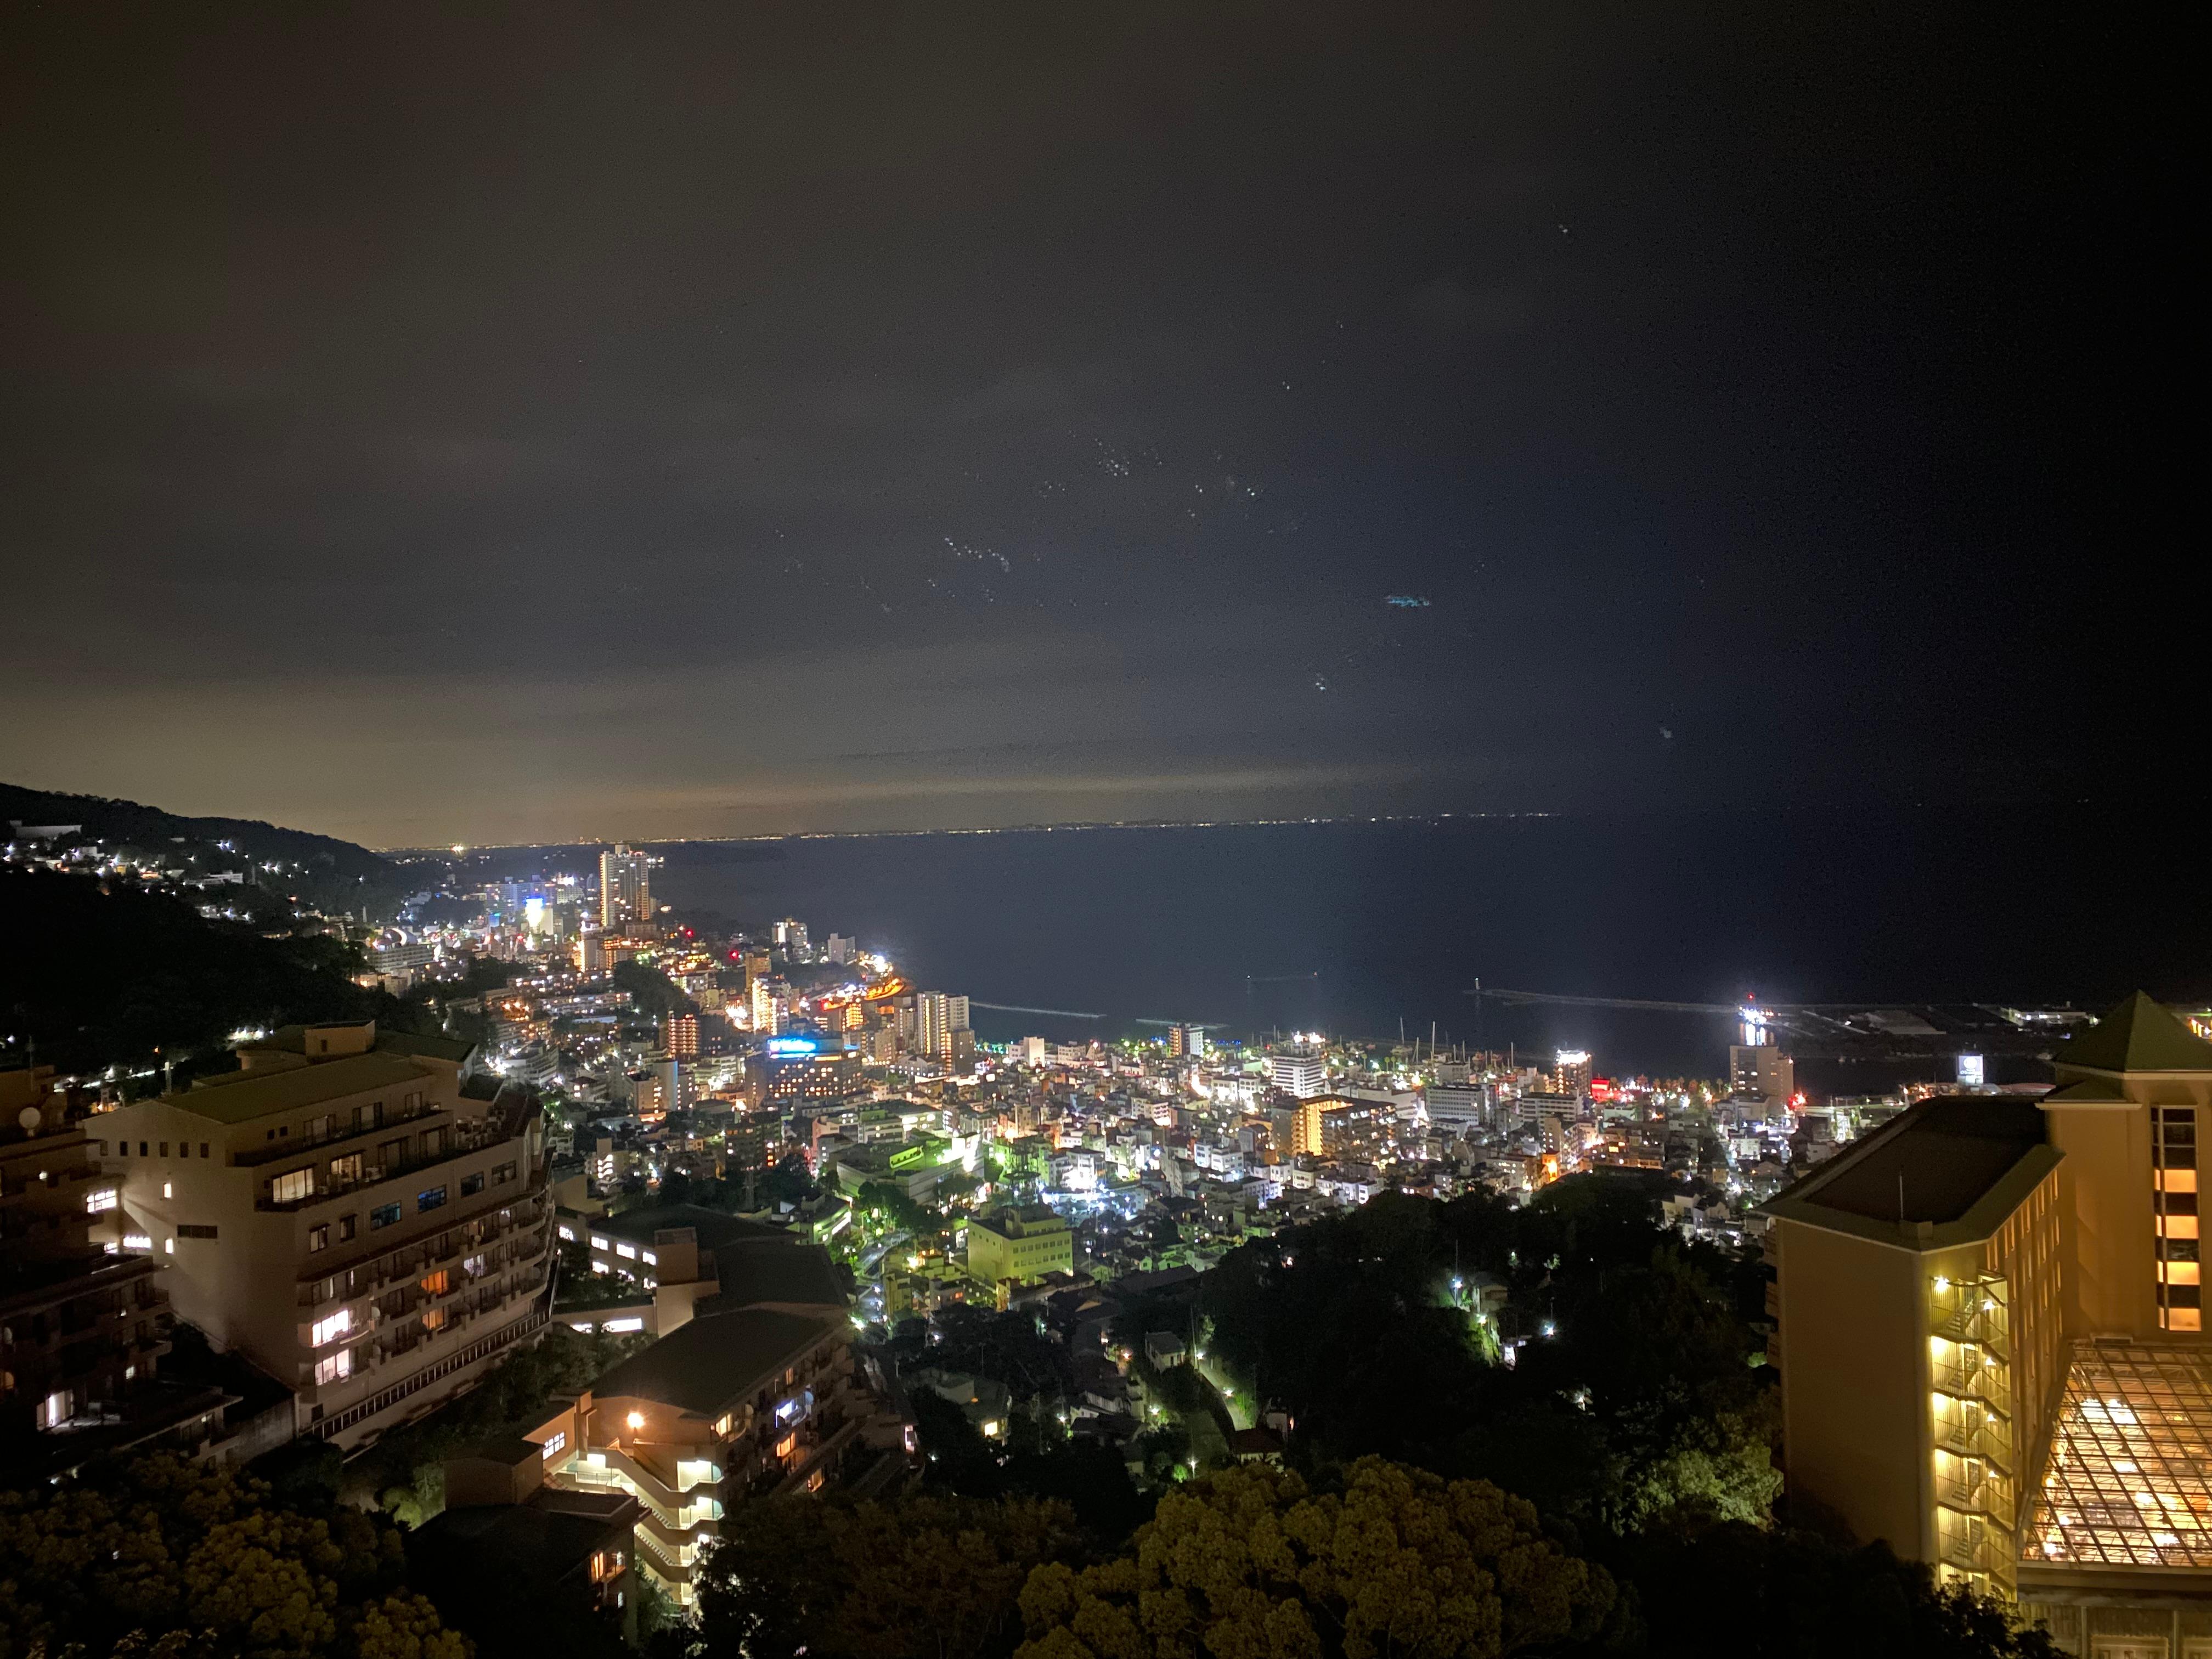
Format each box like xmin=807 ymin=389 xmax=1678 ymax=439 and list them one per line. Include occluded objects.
xmin=1764 ymin=994 xmax=2212 ymax=1654
xmin=964 ymin=1205 xmax=1072 ymax=1287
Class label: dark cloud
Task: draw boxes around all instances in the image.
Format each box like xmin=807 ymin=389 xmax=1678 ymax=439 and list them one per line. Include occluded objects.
xmin=0 ymin=1 xmax=2182 ymax=843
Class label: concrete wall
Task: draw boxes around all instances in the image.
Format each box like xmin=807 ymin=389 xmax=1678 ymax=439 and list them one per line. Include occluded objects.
xmin=1776 ymin=1219 xmax=1941 ymax=1559
xmin=2044 ymin=1101 xmax=2158 ymax=1338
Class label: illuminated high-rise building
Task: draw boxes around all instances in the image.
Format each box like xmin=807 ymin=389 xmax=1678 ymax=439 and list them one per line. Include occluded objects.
xmin=664 ymin=1013 xmax=698 ymax=1058
xmin=1167 ymin=1025 xmax=1207 ymax=1060
xmin=750 ymin=978 xmax=783 ymax=1037
xmin=597 ymin=844 xmax=651 ymax=931
xmin=1270 ymin=1047 xmax=1325 ymax=1099
xmin=1763 ymin=993 xmax=2212 ymax=1646
xmin=1553 ymin=1050 xmax=1593 ymax=1099
xmin=913 ymin=993 xmax=970 ymax=1062
xmin=1730 ymin=1044 xmax=1795 ymax=1103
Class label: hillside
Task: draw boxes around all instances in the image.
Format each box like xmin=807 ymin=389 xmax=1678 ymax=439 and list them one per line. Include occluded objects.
xmin=0 ymin=781 xmax=404 ymax=915
xmin=0 ymin=868 xmax=398 ymax=1080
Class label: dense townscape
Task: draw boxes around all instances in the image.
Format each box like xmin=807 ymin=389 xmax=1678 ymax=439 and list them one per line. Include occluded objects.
xmin=4 ymin=799 xmax=2207 ymax=1658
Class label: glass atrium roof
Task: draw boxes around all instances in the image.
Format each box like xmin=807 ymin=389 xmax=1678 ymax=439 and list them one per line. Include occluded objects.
xmin=2029 ymin=1342 xmax=2212 ymax=1569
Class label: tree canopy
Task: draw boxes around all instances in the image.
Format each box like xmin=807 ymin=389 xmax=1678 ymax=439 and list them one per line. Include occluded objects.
xmin=0 ymin=1454 xmax=465 ymax=1659
xmin=1014 ymin=1459 xmax=1619 ymax=1659
xmin=691 ymin=1492 xmax=1082 ymax=1659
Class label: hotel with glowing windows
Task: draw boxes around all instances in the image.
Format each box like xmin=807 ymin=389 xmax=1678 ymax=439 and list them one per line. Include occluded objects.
xmin=1764 ymin=994 xmax=2212 ymax=1655
xmin=93 ymin=1021 xmax=554 ymax=1449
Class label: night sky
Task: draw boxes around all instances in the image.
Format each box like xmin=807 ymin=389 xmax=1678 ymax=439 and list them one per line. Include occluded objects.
xmin=1 ymin=4 xmax=2174 ymax=848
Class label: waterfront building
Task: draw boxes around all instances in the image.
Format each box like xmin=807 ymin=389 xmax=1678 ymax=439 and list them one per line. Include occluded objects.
xmin=95 ymin=1022 xmax=553 ymax=1449
xmin=914 ymin=992 xmax=971 ymax=1063
xmin=1763 ymin=994 xmax=2212 ymax=1652
xmin=1731 ymin=1043 xmax=1797 ymax=1104
xmin=1270 ymin=1047 xmax=1326 ymax=1099
xmin=1553 ymin=1050 xmax=1593 ymax=1099
xmin=598 ymin=845 xmax=651 ymax=930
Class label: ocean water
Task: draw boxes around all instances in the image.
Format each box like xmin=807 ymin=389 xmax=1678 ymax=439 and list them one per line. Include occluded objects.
xmin=556 ymin=806 xmax=2212 ymax=1083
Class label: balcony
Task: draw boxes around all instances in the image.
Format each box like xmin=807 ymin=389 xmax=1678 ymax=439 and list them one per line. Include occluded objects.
xmin=232 ymin=1104 xmax=450 ymax=1170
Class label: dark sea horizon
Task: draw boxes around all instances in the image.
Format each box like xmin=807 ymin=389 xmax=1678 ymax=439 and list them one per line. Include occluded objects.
xmin=450 ymin=805 xmax=2209 ymax=1088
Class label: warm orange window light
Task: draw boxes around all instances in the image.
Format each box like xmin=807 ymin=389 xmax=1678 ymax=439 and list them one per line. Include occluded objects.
xmin=2159 ymin=1169 xmax=2199 ymax=1193
xmin=421 ymin=1271 xmax=450 ymax=1295
xmin=626 ymin=1410 xmax=646 ymax=1431
xmin=775 ymin=1432 xmax=796 ymax=1458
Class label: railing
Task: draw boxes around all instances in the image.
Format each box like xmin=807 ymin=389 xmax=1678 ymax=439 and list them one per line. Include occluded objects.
xmin=563 ymin=1456 xmax=724 ymax=1532
xmin=308 ymin=1306 xmax=548 ymax=1439
xmin=293 ymin=1191 xmax=549 ymax=1303
xmin=232 ymin=1104 xmax=447 ymax=1169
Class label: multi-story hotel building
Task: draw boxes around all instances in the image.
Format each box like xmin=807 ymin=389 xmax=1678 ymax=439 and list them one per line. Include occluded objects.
xmin=94 ymin=1021 xmax=554 ymax=1450
xmin=1765 ymin=994 xmax=2212 ymax=1655
xmin=525 ymin=1305 xmax=877 ymax=1608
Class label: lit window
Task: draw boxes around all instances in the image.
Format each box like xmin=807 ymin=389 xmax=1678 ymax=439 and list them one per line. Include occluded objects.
xmin=162 ymin=1181 xmax=174 ymax=1200
xmin=270 ymin=1168 xmax=314 ymax=1205
xmin=85 ymin=1188 xmax=118 ymax=1214
xmin=558 ymin=1224 xmax=575 ymax=1241
xmin=314 ymin=1349 xmax=353 ymax=1386
xmin=417 ymin=1186 xmax=447 ymax=1212
xmin=616 ymin=1243 xmax=637 ymax=1259
xmin=590 ymin=1235 xmax=611 ymax=1251
xmin=123 ymin=1233 xmax=152 ymax=1252
xmin=312 ymin=1310 xmax=353 ymax=1346
xmin=541 ymin=1431 xmax=567 ymax=1459
xmin=641 ymin=1250 xmax=657 ymax=1265
xmin=603 ymin=1317 xmax=644 ymax=1332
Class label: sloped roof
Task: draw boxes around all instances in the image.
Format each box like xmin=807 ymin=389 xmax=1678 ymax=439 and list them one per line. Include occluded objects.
xmin=2059 ymin=993 xmax=2212 ymax=1075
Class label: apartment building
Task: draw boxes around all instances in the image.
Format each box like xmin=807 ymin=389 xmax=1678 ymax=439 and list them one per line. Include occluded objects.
xmin=1764 ymin=994 xmax=2212 ymax=1655
xmin=95 ymin=1021 xmax=554 ymax=1449
xmin=3 ymin=1077 xmax=213 ymax=1468
xmin=527 ymin=1306 xmax=874 ymax=1607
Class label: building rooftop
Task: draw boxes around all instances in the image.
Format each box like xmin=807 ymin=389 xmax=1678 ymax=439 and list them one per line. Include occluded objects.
xmin=1761 ymin=1096 xmax=2059 ymax=1244
xmin=2028 ymin=1342 xmax=2212 ymax=1570
xmin=2058 ymin=992 xmax=2212 ymax=1076
xmin=590 ymin=1204 xmax=790 ymax=1250
xmin=163 ymin=1052 xmax=434 ymax=1125
xmin=589 ymin=1307 xmax=842 ymax=1417
xmin=695 ymin=1239 xmax=847 ymax=1312
xmin=410 ymin=1489 xmax=636 ymax=1582
xmin=246 ymin=1023 xmax=477 ymax=1066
